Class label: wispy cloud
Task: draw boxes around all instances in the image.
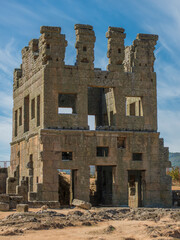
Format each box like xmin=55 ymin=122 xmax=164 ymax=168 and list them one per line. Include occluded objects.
xmin=0 ymin=38 xmax=21 ymax=78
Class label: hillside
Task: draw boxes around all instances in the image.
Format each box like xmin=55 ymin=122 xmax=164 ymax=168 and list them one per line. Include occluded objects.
xmin=169 ymin=152 xmax=180 ymax=167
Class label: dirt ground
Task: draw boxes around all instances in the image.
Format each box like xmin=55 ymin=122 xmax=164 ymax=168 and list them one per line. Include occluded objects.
xmin=0 ymin=182 xmax=179 ymax=240
xmin=0 ymin=207 xmax=179 ymax=240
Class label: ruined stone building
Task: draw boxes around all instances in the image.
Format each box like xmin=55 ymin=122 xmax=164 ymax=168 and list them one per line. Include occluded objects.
xmin=7 ymin=24 xmax=172 ymax=207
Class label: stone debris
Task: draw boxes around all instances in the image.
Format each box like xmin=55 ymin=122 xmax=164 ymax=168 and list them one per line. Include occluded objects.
xmin=0 ymin=208 xmax=179 ymax=237
xmin=16 ymin=204 xmax=28 ymax=212
xmin=72 ymin=199 xmax=92 ymax=210
xmin=41 ymin=205 xmax=48 ymax=211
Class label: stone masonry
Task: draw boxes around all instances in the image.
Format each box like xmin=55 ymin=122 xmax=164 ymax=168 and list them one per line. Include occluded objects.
xmin=7 ymin=25 xmax=172 ymax=207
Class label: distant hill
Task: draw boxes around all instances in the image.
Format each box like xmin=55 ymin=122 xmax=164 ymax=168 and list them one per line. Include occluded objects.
xmin=169 ymin=152 xmax=180 ymax=168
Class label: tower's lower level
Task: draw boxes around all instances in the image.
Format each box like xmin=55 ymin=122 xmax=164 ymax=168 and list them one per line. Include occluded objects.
xmin=7 ymin=129 xmax=172 ymax=207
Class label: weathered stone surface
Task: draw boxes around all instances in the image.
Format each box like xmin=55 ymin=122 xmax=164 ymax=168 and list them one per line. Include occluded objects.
xmin=72 ymin=199 xmax=92 ymax=210
xmin=0 ymin=194 xmax=10 ymax=203
xmin=0 ymin=202 xmax=9 ymax=211
xmin=9 ymin=196 xmax=24 ymax=209
xmin=16 ymin=204 xmax=28 ymax=212
xmin=7 ymin=24 xmax=171 ymax=208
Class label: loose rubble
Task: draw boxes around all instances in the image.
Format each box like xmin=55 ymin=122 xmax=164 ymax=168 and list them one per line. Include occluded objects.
xmin=0 ymin=207 xmax=179 ymax=238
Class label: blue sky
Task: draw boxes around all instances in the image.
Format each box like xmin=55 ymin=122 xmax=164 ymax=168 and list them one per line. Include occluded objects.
xmin=0 ymin=0 xmax=180 ymax=162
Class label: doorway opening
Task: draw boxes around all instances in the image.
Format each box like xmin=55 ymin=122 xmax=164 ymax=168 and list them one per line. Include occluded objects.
xmin=89 ymin=165 xmax=113 ymax=206
xmin=128 ymin=170 xmax=145 ymax=208
xmin=57 ymin=169 xmax=78 ymax=206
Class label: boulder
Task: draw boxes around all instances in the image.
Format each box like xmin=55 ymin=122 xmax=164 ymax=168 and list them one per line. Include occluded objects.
xmin=0 ymin=202 xmax=9 ymax=211
xmin=16 ymin=204 xmax=28 ymax=212
xmin=72 ymin=199 xmax=92 ymax=210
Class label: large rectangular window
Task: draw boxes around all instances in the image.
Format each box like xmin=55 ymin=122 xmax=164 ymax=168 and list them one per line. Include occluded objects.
xmin=58 ymin=93 xmax=77 ymax=114
xmin=96 ymin=147 xmax=109 ymax=157
xmin=88 ymin=87 xmax=116 ymax=128
xmin=24 ymin=95 xmax=29 ymax=132
xmin=126 ymin=97 xmax=143 ymax=116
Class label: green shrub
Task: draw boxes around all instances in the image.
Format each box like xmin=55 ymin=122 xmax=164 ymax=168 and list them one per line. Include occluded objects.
xmin=168 ymin=167 xmax=180 ymax=181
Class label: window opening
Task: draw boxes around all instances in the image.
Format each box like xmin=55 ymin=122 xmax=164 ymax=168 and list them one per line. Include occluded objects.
xmin=31 ymin=98 xmax=35 ymax=119
xmin=46 ymin=44 xmax=50 ymax=49
xmin=58 ymin=108 xmax=73 ymax=114
xmin=126 ymin=97 xmax=143 ymax=116
xmin=132 ymin=153 xmax=142 ymax=161
xmin=37 ymin=95 xmax=40 ymax=126
xmin=15 ymin=110 xmax=18 ymax=137
xmin=62 ymin=152 xmax=73 ymax=161
xmin=58 ymin=94 xmax=76 ymax=114
xmin=24 ymin=95 xmax=29 ymax=132
xmin=83 ymin=46 xmax=87 ymax=51
xmin=117 ymin=137 xmax=126 ymax=148
xmin=88 ymin=115 xmax=95 ymax=130
xmin=96 ymin=147 xmax=109 ymax=157
xmin=88 ymin=87 xmax=116 ymax=128
xmin=19 ymin=107 xmax=22 ymax=126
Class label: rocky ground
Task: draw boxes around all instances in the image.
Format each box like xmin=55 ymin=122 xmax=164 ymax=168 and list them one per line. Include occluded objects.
xmin=0 ymin=207 xmax=179 ymax=239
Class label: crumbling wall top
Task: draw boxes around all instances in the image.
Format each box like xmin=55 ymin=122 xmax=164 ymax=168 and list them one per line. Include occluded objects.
xmin=136 ymin=33 xmax=158 ymax=41
xmin=40 ymin=26 xmax=61 ymax=34
xmin=74 ymin=24 xmax=93 ymax=30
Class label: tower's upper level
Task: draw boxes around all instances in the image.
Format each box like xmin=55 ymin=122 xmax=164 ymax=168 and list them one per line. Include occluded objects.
xmin=12 ymin=25 xmax=159 ymax=142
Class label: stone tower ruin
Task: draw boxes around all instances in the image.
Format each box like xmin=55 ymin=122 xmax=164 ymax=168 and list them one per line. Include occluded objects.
xmin=7 ymin=25 xmax=172 ymax=207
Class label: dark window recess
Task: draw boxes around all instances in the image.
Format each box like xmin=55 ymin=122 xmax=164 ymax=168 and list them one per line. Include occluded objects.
xmin=46 ymin=44 xmax=50 ymax=49
xmin=30 ymin=154 xmax=33 ymax=162
xmin=97 ymin=147 xmax=109 ymax=157
xmin=117 ymin=137 xmax=126 ymax=148
xmin=24 ymin=95 xmax=29 ymax=132
xmin=118 ymin=48 xmax=121 ymax=53
xmin=15 ymin=110 xmax=18 ymax=137
xmin=132 ymin=153 xmax=142 ymax=161
xmin=83 ymin=46 xmax=87 ymax=51
xmin=31 ymin=98 xmax=35 ymax=119
xmin=37 ymin=95 xmax=40 ymax=126
xmin=58 ymin=93 xmax=77 ymax=114
xmin=36 ymin=177 xmax=39 ymax=183
xmin=62 ymin=152 xmax=73 ymax=161
xmin=130 ymin=102 xmax=135 ymax=116
xmin=19 ymin=107 xmax=22 ymax=126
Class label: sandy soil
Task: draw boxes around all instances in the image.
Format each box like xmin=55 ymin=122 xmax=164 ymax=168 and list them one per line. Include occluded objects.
xmin=0 ymin=220 xmax=168 ymax=240
xmin=0 ymin=217 xmax=179 ymax=240
xmin=0 ymin=207 xmax=179 ymax=240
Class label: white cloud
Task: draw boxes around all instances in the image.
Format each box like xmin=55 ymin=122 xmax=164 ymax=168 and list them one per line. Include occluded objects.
xmin=0 ymin=38 xmax=21 ymax=78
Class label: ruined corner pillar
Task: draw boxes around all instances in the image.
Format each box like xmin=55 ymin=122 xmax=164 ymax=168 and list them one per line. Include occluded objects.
xmin=75 ymin=24 xmax=96 ymax=70
xmin=39 ymin=26 xmax=67 ymax=66
xmin=106 ymin=27 xmax=126 ymax=72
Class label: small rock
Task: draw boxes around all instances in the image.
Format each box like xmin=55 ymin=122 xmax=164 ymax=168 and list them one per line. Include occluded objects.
xmin=72 ymin=199 xmax=92 ymax=210
xmin=41 ymin=205 xmax=48 ymax=211
xmin=16 ymin=204 xmax=28 ymax=212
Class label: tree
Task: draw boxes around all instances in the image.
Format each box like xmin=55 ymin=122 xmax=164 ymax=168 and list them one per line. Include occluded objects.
xmin=168 ymin=167 xmax=180 ymax=181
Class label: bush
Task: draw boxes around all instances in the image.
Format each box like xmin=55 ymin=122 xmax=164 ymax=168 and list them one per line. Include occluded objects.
xmin=168 ymin=167 xmax=180 ymax=181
